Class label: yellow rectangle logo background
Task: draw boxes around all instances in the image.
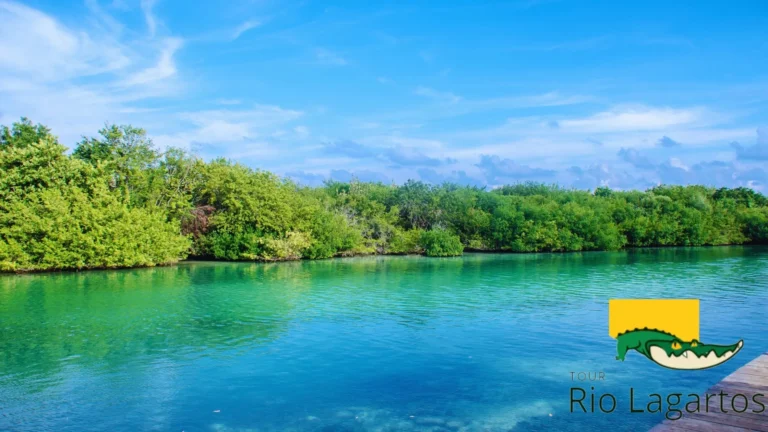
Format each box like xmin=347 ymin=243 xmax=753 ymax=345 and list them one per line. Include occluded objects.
xmin=609 ymin=299 xmax=699 ymax=341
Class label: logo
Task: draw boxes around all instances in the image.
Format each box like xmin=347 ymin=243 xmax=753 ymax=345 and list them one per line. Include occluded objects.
xmin=609 ymin=299 xmax=743 ymax=370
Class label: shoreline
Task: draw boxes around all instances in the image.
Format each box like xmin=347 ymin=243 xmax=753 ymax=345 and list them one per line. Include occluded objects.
xmin=4 ymin=243 xmax=766 ymax=276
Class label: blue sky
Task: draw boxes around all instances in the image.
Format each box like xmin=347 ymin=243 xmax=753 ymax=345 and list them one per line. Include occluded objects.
xmin=1 ymin=0 xmax=767 ymax=190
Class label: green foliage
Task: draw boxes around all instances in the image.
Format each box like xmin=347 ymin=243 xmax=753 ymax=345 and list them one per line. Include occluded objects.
xmin=0 ymin=119 xmax=189 ymax=272
xmin=263 ymin=231 xmax=312 ymax=261
xmin=304 ymin=210 xmax=363 ymax=259
xmin=420 ymin=229 xmax=464 ymax=257
xmin=1 ymin=119 xmax=74 ymax=201
xmin=740 ymin=208 xmax=768 ymax=243
xmin=203 ymin=225 xmax=265 ymax=261
xmin=2 ymin=117 xmax=768 ymax=272
xmin=0 ymin=189 xmax=189 ymax=272
xmin=144 ymin=148 xmax=205 ymax=221
xmin=386 ymin=228 xmax=424 ymax=254
xmin=73 ymin=125 xmax=159 ymax=205
xmin=191 ymin=159 xmax=314 ymax=260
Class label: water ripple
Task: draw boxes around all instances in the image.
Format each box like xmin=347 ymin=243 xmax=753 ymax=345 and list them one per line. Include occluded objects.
xmin=0 ymin=246 xmax=766 ymax=431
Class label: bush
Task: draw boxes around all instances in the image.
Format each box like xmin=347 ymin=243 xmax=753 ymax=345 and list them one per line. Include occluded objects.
xmin=741 ymin=208 xmax=768 ymax=243
xmin=386 ymin=228 xmax=424 ymax=254
xmin=0 ymin=119 xmax=189 ymax=272
xmin=263 ymin=231 xmax=312 ymax=261
xmin=303 ymin=210 xmax=364 ymax=259
xmin=3 ymin=117 xmax=768 ymax=271
xmin=420 ymin=229 xmax=464 ymax=257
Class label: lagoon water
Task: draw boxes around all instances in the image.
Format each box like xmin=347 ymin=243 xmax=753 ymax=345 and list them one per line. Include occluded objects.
xmin=1 ymin=247 xmax=767 ymax=431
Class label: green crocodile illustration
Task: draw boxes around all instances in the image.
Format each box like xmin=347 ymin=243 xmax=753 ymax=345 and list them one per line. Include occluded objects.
xmin=616 ymin=328 xmax=743 ymax=370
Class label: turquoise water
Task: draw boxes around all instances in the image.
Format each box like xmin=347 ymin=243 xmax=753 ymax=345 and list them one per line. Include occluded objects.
xmin=1 ymin=247 xmax=767 ymax=431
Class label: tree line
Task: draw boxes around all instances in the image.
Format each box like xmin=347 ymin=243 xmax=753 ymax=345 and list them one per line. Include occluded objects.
xmin=1 ymin=118 xmax=767 ymax=272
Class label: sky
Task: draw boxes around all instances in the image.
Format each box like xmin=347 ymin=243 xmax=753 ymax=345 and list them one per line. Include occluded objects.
xmin=1 ymin=0 xmax=767 ymax=191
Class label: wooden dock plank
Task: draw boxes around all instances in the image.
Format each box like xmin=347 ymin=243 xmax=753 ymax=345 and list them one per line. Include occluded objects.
xmin=659 ymin=417 xmax=763 ymax=432
xmin=651 ymin=352 xmax=768 ymax=431
xmin=650 ymin=425 xmax=696 ymax=432
xmin=686 ymin=410 xmax=768 ymax=432
xmin=722 ymin=375 xmax=768 ymax=388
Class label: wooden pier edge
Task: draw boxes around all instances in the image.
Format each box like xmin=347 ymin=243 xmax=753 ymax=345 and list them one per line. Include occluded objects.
xmin=650 ymin=352 xmax=768 ymax=431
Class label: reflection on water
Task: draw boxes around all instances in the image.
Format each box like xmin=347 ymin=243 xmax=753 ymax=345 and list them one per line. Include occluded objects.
xmin=1 ymin=247 xmax=766 ymax=431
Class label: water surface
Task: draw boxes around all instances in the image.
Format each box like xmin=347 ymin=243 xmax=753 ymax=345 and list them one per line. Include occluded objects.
xmin=1 ymin=247 xmax=767 ymax=431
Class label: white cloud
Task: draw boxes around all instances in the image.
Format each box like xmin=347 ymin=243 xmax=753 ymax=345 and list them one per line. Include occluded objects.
xmin=0 ymin=1 xmax=130 ymax=81
xmin=0 ymin=0 xmax=186 ymax=145
xmin=0 ymin=1 xmax=763 ymax=193
xmin=668 ymin=158 xmax=689 ymax=170
xmin=559 ymin=106 xmax=709 ymax=132
xmin=178 ymin=105 xmax=302 ymax=128
xmin=438 ymin=104 xmax=749 ymax=161
xmin=315 ymin=48 xmax=347 ymax=66
xmin=1 ymin=78 xmax=123 ymax=146
xmin=414 ymin=86 xmax=462 ymax=104
xmin=359 ymin=90 xmax=591 ymax=126
xmin=151 ymin=105 xmax=304 ymax=157
xmin=140 ymin=0 xmax=158 ymax=37
xmin=356 ymin=122 xmax=380 ymax=129
xmin=732 ymin=127 xmax=768 ymax=161
xmin=294 ymin=126 xmax=310 ymax=138
xmin=360 ymin=135 xmax=445 ymax=151
xmin=507 ymin=36 xmax=608 ymax=52
xmin=468 ymin=91 xmax=593 ymax=110
xmin=232 ymin=20 xmax=260 ymax=40
xmin=419 ymin=50 xmax=434 ymax=63
xmin=215 ymin=99 xmax=242 ymax=106
xmin=446 ymin=137 xmax=596 ymax=161
xmin=84 ymin=0 xmax=124 ymax=34
xmin=122 ymin=38 xmax=183 ymax=86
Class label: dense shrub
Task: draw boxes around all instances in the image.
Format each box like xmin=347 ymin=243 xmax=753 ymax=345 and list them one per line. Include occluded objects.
xmin=0 ymin=119 xmax=189 ymax=271
xmin=2 ymin=118 xmax=768 ymax=272
xmin=420 ymin=229 xmax=464 ymax=257
xmin=386 ymin=228 xmax=424 ymax=254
